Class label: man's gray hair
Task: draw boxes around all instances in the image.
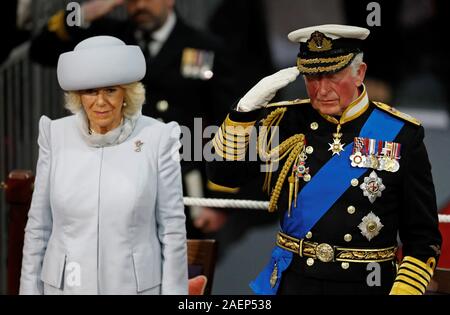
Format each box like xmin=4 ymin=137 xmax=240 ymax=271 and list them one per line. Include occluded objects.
xmin=350 ymin=53 xmax=364 ymax=76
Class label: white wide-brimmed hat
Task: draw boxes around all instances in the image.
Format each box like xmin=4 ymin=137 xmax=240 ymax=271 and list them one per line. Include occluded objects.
xmin=57 ymin=36 xmax=146 ymax=91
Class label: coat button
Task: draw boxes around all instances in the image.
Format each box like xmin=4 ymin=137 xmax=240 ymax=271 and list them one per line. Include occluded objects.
xmin=305 ymin=231 xmax=313 ymax=239
xmin=341 ymin=262 xmax=350 ymax=270
xmin=306 ymin=258 xmax=315 ymax=266
xmin=347 ymin=206 xmax=356 ymax=214
xmin=303 ymin=174 xmax=311 ymax=182
xmin=156 ymin=100 xmax=169 ymax=112
xmin=306 ymin=146 xmax=314 ymax=154
xmin=351 ymin=178 xmax=359 ymax=186
xmin=310 ymin=122 xmax=319 ymax=130
xmin=344 ymin=234 xmax=352 ymax=242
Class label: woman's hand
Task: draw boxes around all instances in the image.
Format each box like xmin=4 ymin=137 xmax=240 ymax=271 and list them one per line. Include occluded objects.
xmin=193 ymin=207 xmax=229 ymax=233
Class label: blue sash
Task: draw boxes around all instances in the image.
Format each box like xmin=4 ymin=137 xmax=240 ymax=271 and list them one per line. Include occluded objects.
xmin=250 ymin=108 xmax=404 ymax=294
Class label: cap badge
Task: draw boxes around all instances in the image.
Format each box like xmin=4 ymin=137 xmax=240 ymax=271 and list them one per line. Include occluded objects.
xmin=307 ymin=31 xmax=333 ymax=52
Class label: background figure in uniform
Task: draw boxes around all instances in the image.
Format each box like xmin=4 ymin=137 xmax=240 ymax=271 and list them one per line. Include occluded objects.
xmin=20 ymin=35 xmax=187 ymax=295
xmin=0 ymin=0 xmax=31 ymax=65
xmin=28 ymin=0 xmax=240 ymax=238
xmin=195 ymin=0 xmax=277 ymax=251
xmin=207 ymin=24 xmax=441 ymax=294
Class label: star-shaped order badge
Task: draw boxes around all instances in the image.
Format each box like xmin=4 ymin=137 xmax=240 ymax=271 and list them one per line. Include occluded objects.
xmin=358 ymin=211 xmax=384 ymax=241
xmin=359 ymin=171 xmax=385 ymax=203
xmin=328 ymin=138 xmax=345 ymax=156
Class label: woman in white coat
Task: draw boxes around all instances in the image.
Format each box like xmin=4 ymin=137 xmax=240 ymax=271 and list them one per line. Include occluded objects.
xmin=19 ymin=35 xmax=188 ymax=295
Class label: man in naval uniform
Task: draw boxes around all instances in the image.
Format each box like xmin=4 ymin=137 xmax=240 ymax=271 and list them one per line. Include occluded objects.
xmin=206 ymin=24 xmax=442 ymax=294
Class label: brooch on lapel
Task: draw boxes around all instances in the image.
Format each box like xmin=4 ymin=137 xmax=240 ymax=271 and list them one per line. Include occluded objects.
xmin=134 ymin=140 xmax=144 ymax=152
xmin=350 ymin=137 xmax=401 ymax=172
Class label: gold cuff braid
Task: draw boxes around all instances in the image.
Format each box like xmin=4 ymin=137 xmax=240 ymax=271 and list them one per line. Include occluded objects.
xmin=212 ymin=115 xmax=256 ymax=161
xmin=390 ymin=256 xmax=436 ymax=295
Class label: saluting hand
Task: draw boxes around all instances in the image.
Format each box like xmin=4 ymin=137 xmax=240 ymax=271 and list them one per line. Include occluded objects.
xmin=237 ymin=66 xmax=300 ymax=112
xmin=82 ymin=0 xmax=125 ymax=23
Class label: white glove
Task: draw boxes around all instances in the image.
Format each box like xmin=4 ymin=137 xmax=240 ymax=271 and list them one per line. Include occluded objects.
xmin=237 ymin=66 xmax=300 ymax=112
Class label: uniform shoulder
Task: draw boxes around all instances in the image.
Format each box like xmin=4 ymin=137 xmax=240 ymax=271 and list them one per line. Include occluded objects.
xmin=372 ymin=101 xmax=422 ymax=126
xmin=266 ymin=98 xmax=311 ymax=108
xmin=262 ymin=99 xmax=311 ymax=126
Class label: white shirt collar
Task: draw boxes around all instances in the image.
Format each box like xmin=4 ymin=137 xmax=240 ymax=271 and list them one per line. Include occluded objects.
xmin=152 ymin=11 xmax=176 ymax=44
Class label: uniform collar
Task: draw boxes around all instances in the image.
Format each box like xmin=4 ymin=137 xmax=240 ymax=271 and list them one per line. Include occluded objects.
xmin=152 ymin=11 xmax=176 ymax=44
xmin=320 ymin=84 xmax=369 ymax=125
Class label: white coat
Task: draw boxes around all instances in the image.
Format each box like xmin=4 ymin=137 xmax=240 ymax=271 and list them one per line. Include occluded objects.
xmin=19 ymin=113 xmax=188 ymax=294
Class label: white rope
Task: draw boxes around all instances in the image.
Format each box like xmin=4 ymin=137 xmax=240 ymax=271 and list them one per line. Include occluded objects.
xmin=183 ymin=197 xmax=450 ymax=223
xmin=439 ymin=214 xmax=450 ymax=223
xmin=184 ymin=197 xmax=269 ymax=210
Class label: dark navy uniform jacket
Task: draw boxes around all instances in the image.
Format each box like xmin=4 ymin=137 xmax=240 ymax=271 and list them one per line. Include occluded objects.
xmin=206 ymin=88 xmax=441 ymax=293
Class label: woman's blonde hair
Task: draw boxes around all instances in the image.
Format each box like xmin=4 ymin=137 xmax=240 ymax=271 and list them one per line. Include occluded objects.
xmin=64 ymin=82 xmax=146 ymax=118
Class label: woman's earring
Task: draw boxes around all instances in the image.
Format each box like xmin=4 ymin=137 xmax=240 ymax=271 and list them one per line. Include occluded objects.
xmin=123 ymin=102 xmax=127 ymax=107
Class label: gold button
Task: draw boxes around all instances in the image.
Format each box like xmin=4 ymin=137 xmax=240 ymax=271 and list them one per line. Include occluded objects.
xmin=303 ymin=174 xmax=311 ymax=182
xmin=306 ymin=146 xmax=314 ymax=154
xmin=344 ymin=234 xmax=352 ymax=242
xmin=306 ymin=258 xmax=315 ymax=266
xmin=310 ymin=122 xmax=319 ymax=130
xmin=367 ymin=222 xmax=377 ymax=232
xmin=351 ymin=178 xmax=359 ymax=186
xmin=305 ymin=231 xmax=313 ymax=239
xmin=156 ymin=100 xmax=169 ymax=112
xmin=341 ymin=262 xmax=350 ymax=270
xmin=347 ymin=206 xmax=356 ymax=214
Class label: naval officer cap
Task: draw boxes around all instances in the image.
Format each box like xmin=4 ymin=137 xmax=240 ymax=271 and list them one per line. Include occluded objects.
xmin=288 ymin=24 xmax=370 ymax=75
xmin=57 ymin=35 xmax=146 ymax=91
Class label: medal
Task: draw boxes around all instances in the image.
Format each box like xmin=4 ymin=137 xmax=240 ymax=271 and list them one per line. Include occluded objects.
xmin=351 ymin=137 xmax=402 ymax=172
xmin=328 ymin=124 xmax=345 ymax=156
xmin=350 ymin=137 xmax=366 ymax=167
xmin=350 ymin=151 xmax=365 ymax=167
xmin=288 ymin=145 xmax=312 ymax=216
xmin=358 ymin=211 xmax=384 ymax=241
xmin=360 ymin=171 xmax=385 ymax=203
